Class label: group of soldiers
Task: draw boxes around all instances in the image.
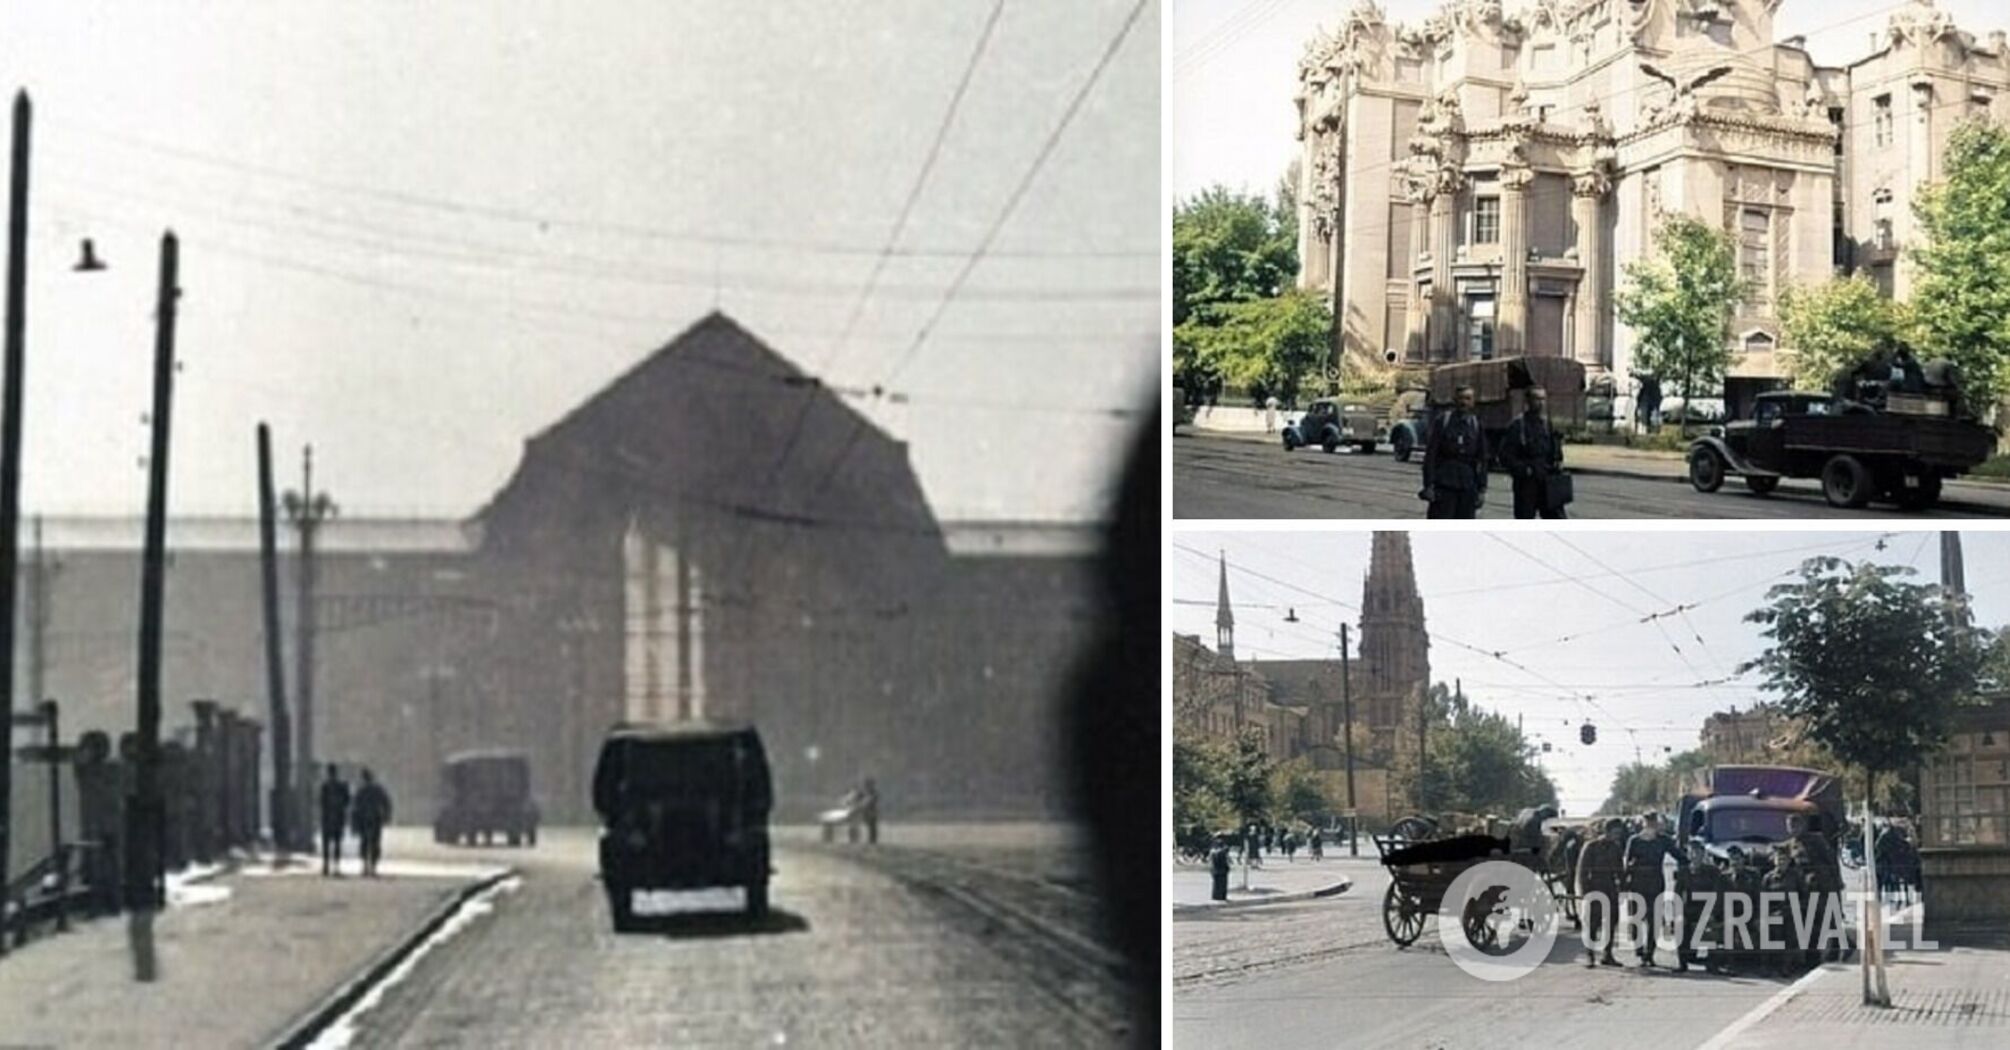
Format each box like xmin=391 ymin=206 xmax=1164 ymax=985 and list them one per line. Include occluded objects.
xmin=1557 ymin=811 xmax=1845 ymax=974
xmin=1419 ymin=384 xmax=1570 ymax=520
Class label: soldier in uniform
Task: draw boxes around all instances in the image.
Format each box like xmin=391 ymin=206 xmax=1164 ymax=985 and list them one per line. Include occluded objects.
xmin=318 ymin=764 xmax=351 ymax=877
xmin=1760 ymin=846 xmax=1808 ymax=976
xmin=1786 ymin=813 xmax=1842 ymax=961
xmin=1497 ymin=386 xmax=1566 ymax=519
xmin=1622 ymin=813 xmax=1682 ymax=967
xmin=1575 ymin=818 xmax=1626 ymax=967
xmin=1723 ymin=846 xmax=1765 ymax=973
xmin=1421 ymin=385 xmax=1488 ymax=518
xmin=351 ymin=769 xmax=393 ymax=878
xmin=1674 ymin=841 xmax=1724 ymax=974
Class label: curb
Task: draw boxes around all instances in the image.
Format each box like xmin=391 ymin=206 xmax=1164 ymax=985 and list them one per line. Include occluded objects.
xmin=1172 ymin=876 xmax=1352 ymax=914
xmin=267 ymin=867 xmax=515 ymax=1050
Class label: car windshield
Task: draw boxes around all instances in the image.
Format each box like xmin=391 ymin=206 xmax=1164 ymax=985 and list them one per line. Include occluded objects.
xmin=1708 ymin=809 xmax=1794 ymax=843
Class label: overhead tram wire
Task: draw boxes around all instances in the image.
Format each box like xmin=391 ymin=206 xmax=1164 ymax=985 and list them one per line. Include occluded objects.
xmin=805 ymin=0 xmax=1152 ymax=507
xmin=763 ymin=0 xmax=1006 ymax=503
xmin=1171 ymin=0 xmax=1294 ymax=81
xmin=47 ymin=122 xmax=1154 ymax=263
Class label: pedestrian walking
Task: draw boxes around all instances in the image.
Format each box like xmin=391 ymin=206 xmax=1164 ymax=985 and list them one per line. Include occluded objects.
xmin=1575 ymin=818 xmax=1625 ymax=967
xmin=1264 ymin=394 xmax=1280 ymax=434
xmin=1309 ymin=827 xmax=1323 ymax=861
xmin=1420 ymin=385 xmax=1488 ymax=518
xmin=351 ymin=768 xmax=393 ymax=877
xmin=1210 ymin=836 xmax=1232 ymax=902
xmin=1622 ymin=813 xmax=1681 ymax=967
xmin=318 ymin=764 xmax=351 ymax=877
xmin=1497 ymin=386 xmax=1568 ymax=519
xmin=857 ymin=777 xmax=880 ymax=845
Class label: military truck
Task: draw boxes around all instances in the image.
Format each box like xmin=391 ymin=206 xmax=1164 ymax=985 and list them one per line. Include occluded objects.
xmin=1675 ymin=765 xmax=1844 ymax=870
xmin=1388 ymin=357 xmax=1587 ymax=463
xmin=1686 ymin=356 xmax=1995 ymax=509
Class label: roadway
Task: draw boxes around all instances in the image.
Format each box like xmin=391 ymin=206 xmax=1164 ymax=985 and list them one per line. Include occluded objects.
xmin=1173 ymin=432 xmax=2010 ymax=519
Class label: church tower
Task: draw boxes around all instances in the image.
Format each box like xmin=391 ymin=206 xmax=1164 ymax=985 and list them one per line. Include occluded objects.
xmin=1216 ymin=551 xmax=1236 ymax=662
xmin=1357 ymin=531 xmax=1429 ymax=737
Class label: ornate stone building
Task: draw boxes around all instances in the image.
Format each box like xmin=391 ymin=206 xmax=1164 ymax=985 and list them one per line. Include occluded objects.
xmin=1295 ymin=0 xmax=2010 ymax=416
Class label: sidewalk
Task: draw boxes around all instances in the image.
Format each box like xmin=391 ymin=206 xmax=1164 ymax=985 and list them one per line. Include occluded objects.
xmin=0 ymin=854 xmax=506 ymax=1048
xmin=1171 ymin=854 xmax=1362 ymax=911
xmin=1717 ymin=941 xmax=2010 ymax=1048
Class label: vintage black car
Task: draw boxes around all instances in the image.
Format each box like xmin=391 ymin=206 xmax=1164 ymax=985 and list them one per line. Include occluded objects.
xmin=433 ymin=749 xmax=540 ymax=847
xmin=1282 ymin=398 xmax=1385 ymax=454
xmin=591 ymin=721 xmax=773 ymax=930
xmin=1686 ymin=390 xmax=1994 ymax=509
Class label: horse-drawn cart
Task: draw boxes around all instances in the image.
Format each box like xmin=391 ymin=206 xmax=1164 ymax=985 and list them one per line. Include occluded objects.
xmin=1373 ymin=819 xmax=1577 ymax=948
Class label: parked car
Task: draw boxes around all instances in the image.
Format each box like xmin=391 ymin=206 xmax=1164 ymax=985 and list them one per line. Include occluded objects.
xmin=433 ymin=749 xmax=539 ymax=847
xmin=591 ymin=721 xmax=774 ymax=930
xmin=1283 ymin=398 xmax=1386 ymax=454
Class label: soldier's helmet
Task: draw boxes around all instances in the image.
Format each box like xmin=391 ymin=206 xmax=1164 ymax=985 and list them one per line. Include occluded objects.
xmin=1603 ymin=818 xmax=1626 ymax=835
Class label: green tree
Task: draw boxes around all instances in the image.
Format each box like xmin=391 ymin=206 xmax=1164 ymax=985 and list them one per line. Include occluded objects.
xmin=1742 ymin=557 xmax=1989 ymax=815
xmin=1271 ymin=758 xmax=1330 ymax=825
xmin=1910 ymin=120 xmax=2010 ymax=405
xmin=1171 ymin=185 xmax=1297 ymax=328
xmin=1177 ymin=289 xmax=1331 ymax=406
xmin=1778 ymin=275 xmax=1905 ymax=389
xmin=1598 ymin=761 xmax=1676 ymax=817
xmin=1225 ymin=726 xmax=1275 ymax=831
xmin=1173 ymin=727 xmax=1234 ymax=834
xmin=1614 ymin=214 xmax=1749 ymax=427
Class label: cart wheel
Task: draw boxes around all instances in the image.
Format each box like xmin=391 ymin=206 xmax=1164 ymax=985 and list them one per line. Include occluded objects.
xmin=1383 ymin=881 xmax=1426 ymax=947
xmin=1392 ymin=816 xmax=1437 ymax=842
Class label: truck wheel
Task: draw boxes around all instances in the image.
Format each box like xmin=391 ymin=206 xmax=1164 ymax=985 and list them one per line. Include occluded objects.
xmin=1687 ymin=447 xmax=1725 ymax=493
xmin=1282 ymin=431 xmax=1298 ymax=451
xmin=1322 ymin=433 xmax=1340 ymax=454
xmin=1821 ymin=455 xmax=1873 ymax=508
xmin=1744 ymin=475 xmax=1779 ymax=496
xmin=1393 ymin=431 xmax=1414 ymax=462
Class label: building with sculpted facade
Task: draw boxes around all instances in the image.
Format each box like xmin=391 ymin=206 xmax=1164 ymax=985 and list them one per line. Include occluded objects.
xmin=1295 ymin=0 xmax=2010 ymax=416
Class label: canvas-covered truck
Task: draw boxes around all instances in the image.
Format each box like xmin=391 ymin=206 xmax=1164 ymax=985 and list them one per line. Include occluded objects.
xmin=1388 ymin=357 xmax=1587 ymax=463
xmin=1675 ymin=764 xmax=1845 ymax=870
xmin=1685 ymin=388 xmax=1994 ymax=510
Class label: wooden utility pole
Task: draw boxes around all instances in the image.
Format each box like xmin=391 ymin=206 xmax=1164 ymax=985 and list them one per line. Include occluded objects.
xmin=1340 ymin=622 xmax=1357 ymax=857
xmin=0 ymin=92 xmax=33 ymax=947
xmin=131 ymin=230 xmax=179 ymax=932
xmin=257 ymin=424 xmax=294 ymax=853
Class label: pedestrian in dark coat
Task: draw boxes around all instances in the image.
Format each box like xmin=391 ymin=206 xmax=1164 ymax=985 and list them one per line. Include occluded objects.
xmin=1497 ymin=387 xmax=1567 ymax=519
xmin=1576 ymin=819 xmax=1626 ymax=967
xmin=1209 ymin=837 xmax=1232 ymax=902
xmin=1623 ymin=814 xmax=1682 ymax=967
xmin=318 ymin=764 xmax=351 ymax=877
xmin=1421 ymin=385 xmax=1488 ymax=518
xmin=351 ymin=769 xmax=393 ymax=877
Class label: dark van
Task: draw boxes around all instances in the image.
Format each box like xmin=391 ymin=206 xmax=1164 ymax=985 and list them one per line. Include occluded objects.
xmin=434 ymin=749 xmax=540 ymax=847
xmin=591 ymin=721 xmax=773 ymax=930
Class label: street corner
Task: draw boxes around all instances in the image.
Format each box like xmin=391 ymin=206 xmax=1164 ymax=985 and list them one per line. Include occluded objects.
xmin=1172 ymin=866 xmax=1353 ymax=914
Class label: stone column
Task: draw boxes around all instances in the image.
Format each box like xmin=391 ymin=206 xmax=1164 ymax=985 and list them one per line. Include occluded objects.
xmin=1571 ymin=168 xmax=1612 ymax=368
xmin=1498 ymin=160 xmax=1533 ymax=356
xmin=1405 ymin=193 xmax=1431 ymax=362
xmin=1428 ymin=169 xmax=1462 ymax=362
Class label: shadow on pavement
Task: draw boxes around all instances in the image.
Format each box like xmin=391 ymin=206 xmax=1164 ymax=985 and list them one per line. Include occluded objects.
xmin=622 ymin=908 xmax=812 ymax=939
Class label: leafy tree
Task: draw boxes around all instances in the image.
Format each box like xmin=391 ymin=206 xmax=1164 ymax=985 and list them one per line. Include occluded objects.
xmin=1742 ymin=557 xmax=1989 ymax=814
xmin=1173 ymin=727 xmax=1234 ymax=834
xmin=1171 ymin=186 xmax=1297 ymax=327
xmin=1225 ymin=725 xmax=1275 ymax=831
xmin=1176 ymin=290 xmax=1331 ymax=406
xmin=1910 ymin=120 xmax=2010 ymax=405
xmin=1614 ymin=214 xmax=1749 ymax=426
xmin=1271 ymin=758 xmax=1331 ymax=825
xmin=1778 ymin=275 xmax=1905 ymax=389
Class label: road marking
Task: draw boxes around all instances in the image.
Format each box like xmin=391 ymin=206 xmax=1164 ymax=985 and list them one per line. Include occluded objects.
xmin=1693 ymin=963 xmax=1832 ymax=1050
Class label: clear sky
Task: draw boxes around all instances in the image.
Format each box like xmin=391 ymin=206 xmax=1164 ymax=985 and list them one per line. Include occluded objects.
xmin=0 ymin=1 xmax=1158 ymax=520
xmin=1171 ymin=528 xmax=2005 ymax=815
xmin=1172 ymin=0 xmax=2010 ymax=200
